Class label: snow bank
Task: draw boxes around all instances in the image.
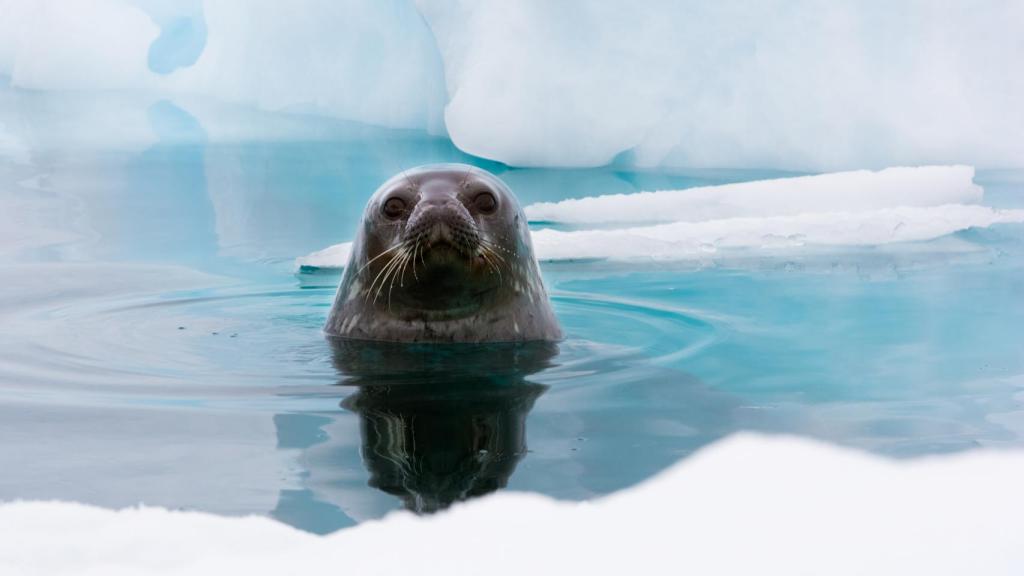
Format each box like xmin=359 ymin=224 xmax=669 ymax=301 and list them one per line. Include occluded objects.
xmin=420 ymin=0 xmax=1024 ymax=169
xmin=3 ymin=434 xmax=1024 ymax=575
xmin=297 ymin=166 xmax=1024 ymax=269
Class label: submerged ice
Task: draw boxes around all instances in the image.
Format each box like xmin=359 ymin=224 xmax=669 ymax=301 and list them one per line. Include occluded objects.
xmin=2 ymin=0 xmax=1023 ymax=170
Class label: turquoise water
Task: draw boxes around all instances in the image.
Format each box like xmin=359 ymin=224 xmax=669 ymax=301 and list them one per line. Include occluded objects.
xmin=1 ymin=97 xmax=1022 ymax=533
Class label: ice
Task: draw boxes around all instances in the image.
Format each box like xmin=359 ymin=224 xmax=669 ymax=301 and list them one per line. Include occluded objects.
xmin=418 ymin=0 xmax=1024 ymax=169
xmin=297 ymin=166 xmax=1023 ymax=269
xmin=299 ymin=205 xmax=1024 ymax=268
xmin=525 ymin=166 xmax=983 ymax=225
xmin=530 ymin=205 xmax=1024 ymax=262
xmin=166 ymin=0 xmax=448 ymax=131
xmin=0 ymin=0 xmax=158 ymax=91
xmin=295 ymin=242 xmax=352 ymax=271
xmin=135 ymin=0 xmax=206 ymax=74
xmin=3 ymin=434 xmax=1024 ymax=575
xmin=4 ymin=1 xmax=1023 ymax=168
xmin=1 ymin=0 xmax=446 ymax=131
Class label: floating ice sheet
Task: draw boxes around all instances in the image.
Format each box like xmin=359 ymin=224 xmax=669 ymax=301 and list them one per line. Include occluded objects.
xmin=525 ymin=166 xmax=984 ymax=225
xmin=297 ymin=166 xmax=1024 ymax=269
xmin=529 ymin=205 xmax=1024 ymax=262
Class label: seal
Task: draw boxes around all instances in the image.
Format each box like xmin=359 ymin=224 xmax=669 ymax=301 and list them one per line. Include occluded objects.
xmin=324 ymin=164 xmax=562 ymax=342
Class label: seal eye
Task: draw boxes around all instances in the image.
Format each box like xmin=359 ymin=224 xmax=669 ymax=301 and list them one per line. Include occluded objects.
xmin=382 ymin=197 xmax=406 ymax=219
xmin=473 ymin=191 xmax=497 ymax=214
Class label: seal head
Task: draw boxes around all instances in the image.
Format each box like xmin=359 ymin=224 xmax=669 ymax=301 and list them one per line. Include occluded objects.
xmin=325 ymin=164 xmax=561 ymax=342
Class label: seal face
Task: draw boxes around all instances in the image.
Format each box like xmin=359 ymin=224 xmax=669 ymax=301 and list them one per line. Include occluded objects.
xmin=324 ymin=164 xmax=562 ymax=342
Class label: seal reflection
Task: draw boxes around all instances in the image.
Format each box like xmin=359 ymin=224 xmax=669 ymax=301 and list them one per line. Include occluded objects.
xmin=330 ymin=339 xmax=557 ymax=513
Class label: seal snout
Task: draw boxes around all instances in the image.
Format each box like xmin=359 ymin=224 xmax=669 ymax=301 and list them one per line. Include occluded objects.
xmin=405 ymin=201 xmax=480 ymax=258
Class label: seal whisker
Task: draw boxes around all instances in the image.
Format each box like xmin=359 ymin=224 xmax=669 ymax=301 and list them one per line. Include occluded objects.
xmin=387 ymin=249 xmax=413 ymax=310
xmin=397 ymin=245 xmax=414 ymax=288
xmin=369 ymin=247 xmax=408 ymax=305
xmin=480 ymin=238 xmax=511 ymax=260
xmin=410 ymin=243 xmax=420 ymax=282
xmin=478 ymin=241 xmax=510 ymax=279
xmin=358 ymin=242 xmax=405 ymax=275
xmin=374 ymin=251 xmax=404 ymax=307
xmin=365 ymin=250 xmax=399 ymax=302
xmin=479 ymin=246 xmax=504 ymax=281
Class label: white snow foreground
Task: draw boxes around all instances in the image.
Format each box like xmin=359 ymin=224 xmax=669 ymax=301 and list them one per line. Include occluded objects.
xmin=2 ymin=434 xmax=1024 ymax=576
xmin=297 ymin=166 xmax=1024 ymax=269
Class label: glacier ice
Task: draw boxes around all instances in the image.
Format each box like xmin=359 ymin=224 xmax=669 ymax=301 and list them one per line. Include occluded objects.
xmin=165 ymin=0 xmax=448 ymax=131
xmin=136 ymin=0 xmax=206 ymax=74
xmin=2 ymin=1 xmax=1023 ymax=169
xmin=419 ymin=0 xmax=1024 ymax=169
xmin=0 ymin=0 xmax=158 ymax=91
xmin=3 ymin=434 xmax=1024 ymax=575
xmin=1 ymin=0 xmax=447 ymax=132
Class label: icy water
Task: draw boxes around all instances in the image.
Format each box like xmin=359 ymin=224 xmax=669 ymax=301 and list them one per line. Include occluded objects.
xmin=1 ymin=98 xmax=1023 ymax=533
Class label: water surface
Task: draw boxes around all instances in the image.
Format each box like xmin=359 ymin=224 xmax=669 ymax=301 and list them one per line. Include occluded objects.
xmin=1 ymin=95 xmax=1022 ymax=533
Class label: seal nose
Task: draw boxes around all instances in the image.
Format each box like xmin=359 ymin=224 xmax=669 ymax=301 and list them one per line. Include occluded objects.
xmin=405 ymin=193 xmax=480 ymax=256
xmin=426 ymin=220 xmax=454 ymax=245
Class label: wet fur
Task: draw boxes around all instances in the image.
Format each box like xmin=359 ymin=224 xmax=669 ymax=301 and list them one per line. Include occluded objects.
xmin=325 ymin=164 xmax=562 ymax=343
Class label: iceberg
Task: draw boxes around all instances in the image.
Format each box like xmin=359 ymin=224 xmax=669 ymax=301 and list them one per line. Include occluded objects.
xmin=3 ymin=434 xmax=1024 ymax=575
xmin=419 ymin=0 xmax=1024 ymax=169
xmin=3 ymin=1 xmax=1023 ymax=169
xmin=0 ymin=0 xmax=157 ymax=91
xmin=165 ymin=0 xmax=448 ymax=131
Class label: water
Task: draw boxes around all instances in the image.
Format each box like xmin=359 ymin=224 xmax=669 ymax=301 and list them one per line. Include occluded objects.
xmin=1 ymin=95 xmax=1022 ymax=533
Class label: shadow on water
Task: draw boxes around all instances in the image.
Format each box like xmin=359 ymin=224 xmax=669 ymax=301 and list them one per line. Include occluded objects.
xmin=331 ymin=339 xmax=558 ymax=514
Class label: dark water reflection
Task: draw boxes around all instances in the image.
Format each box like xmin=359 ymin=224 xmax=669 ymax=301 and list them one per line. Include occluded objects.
xmin=333 ymin=340 xmax=556 ymax=513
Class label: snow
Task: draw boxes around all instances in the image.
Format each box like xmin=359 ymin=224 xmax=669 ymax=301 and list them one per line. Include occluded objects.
xmin=2 ymin=1 xmax=1023 ymax=169
xmin=3 ymin=434 xmax=1024 ymax=575
xmin=296 ymin=166 xmax=1024 ymax=269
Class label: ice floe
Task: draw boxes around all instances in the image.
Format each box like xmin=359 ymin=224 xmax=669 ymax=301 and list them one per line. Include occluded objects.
xmin=525 ymin=166 xmax=983 ymax=225
xmin=297 ymin=166 xmax=1024 ymax=269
